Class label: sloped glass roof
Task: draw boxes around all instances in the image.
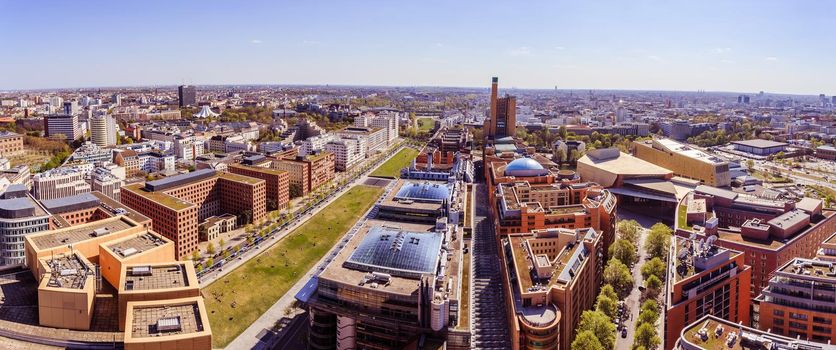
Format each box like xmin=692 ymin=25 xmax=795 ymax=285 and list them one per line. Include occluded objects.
xmin=394 ymin=182 xmax=451 ymax=202
xmin=344 ymin=226 xmax=443 ymax=279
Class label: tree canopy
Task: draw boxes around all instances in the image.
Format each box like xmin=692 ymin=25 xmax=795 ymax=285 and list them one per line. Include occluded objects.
xmin=604 ymin=258 xmax=634 ymax=298
xmin=609 ymin=239 xmax=638 ymax=267
xmin=577 ymin=310 xmax=616 ymax=349
xmin=571 ymin=330 xmax=604 ymax=350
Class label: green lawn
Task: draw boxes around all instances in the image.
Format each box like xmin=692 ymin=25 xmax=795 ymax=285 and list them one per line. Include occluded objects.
xmin=417 ymin=117 xmax=435 ymax=132
xmin=203 ymin=185 xmax=385 ymax=347
xmin=369 ymin=148 xmax=419 ymax=178
xmin=676 ymin=204 xmax=689 ymax=230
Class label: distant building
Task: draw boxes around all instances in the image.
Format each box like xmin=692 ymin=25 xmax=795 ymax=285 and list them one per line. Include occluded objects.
xmin=815 ymin=145 xmax=836 ymax=160
xmin=730 ymin=139 xmax=787 ymax=156
xmin=324 ymin=138 xmax=365 ymax=171
xmin=484 ymin=77 xmax=516 ymax=140
xmin=44 ymin=114 xmax=81 ymax=141
xmin=178 ymin=85 xmax=196 ymax=107
xmin=0 ymin=131 xmax=24 ymax=156
xmin=336 ymin=127 xmax=388 ymax=156
xmin=89 ymin=114 xmax=117 ymax=147
xmin=31 ymin=167 xmax=91 ymax=200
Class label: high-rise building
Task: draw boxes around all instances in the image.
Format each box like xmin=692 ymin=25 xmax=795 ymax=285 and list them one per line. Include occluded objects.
xmin=0 ymin=184 xmax=50 ymax=267
xmin=62 ymin=100 xmax=79 ymax=115
xmin=89 ymin=114 xmax=117 ymax=147
xmin=178 ymin=85 xmax=196 ymax=107
xmin=484 ymin=77 xmax=516 ymax=141
xmin=112 ymin=93 xmax=122 ymax=106
xmin=664 ymin=236 xmax=752 ymax=350
xmin=754 ymin=258 xmax=836 ymax=344
xmin=44 ymin=114 xmax=82 ymax=141
xmin=324 ymin=138 xmax=365 ymax=171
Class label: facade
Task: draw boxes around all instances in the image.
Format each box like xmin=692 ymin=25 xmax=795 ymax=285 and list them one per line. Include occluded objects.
xmin=337 ymin=127 xmax=388 ymax=156
xmin=484 ymin=77 xmax=516 ymax=140
xmin=664 ymin=236 xmax=752 ymax=350
xmin=31 ymin=167 xmax=92 ymax=200
xmin=677 ymin=185 xmax=836 ymax=298
xmin=121 ymin=169 xmax=266 ymax=259
xmin=44 ymin=114 xmax=81 ymax=140
xmin=354 ymin=112 xmax=400 ymax=144
xmin=755 ymin=258 xmax=836 ymax=344
xmin=271 ymin=152 xmax=335 ymax=197
xmin=0 ymin=187 xmax=50 ymax=267
xmin=0 ymin=131 xmax=23 ymax=156
xmin=633 ymin=138 xmax=731 ymax=187
xmin=42 ymin=191 xmax=150 ymax=230
xmin=815 ymin=145 xmax=836 ymax=160
xmin=324 ymin=138 xmax=365 ymax=171
xmin=676 ymin=315 xmax=827 ymax=350
xmin=90 ymin=167 xmax=123 ymax=201
xmin=228 ymin=164 xmax=289 ymax=211
xmin=500 ymin=227 xmax=604 ymax=350
xmin=178 ymin=85 xmax=196 ymax=107
xmin=486 ymin=156 xmax=617 ymax=254
xmin=89 ymin=114 xmax=117 ymax=147
xmin=731 ymin=139 xmax=788 ymax=156
xmin=174 ymin=136 xmax=206 ymax=162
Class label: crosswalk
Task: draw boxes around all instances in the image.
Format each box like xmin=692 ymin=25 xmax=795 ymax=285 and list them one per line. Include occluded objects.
xmin=470 ymin=184 xmax=512 ymax=349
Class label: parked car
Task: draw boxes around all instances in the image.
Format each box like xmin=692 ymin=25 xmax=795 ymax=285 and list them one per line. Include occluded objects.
xmin=622 ymin=328 xmax=628 ymax=338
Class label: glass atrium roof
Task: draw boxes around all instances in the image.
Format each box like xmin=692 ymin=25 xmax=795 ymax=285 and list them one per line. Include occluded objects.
xmin=344 ymin=226 xmax=443 ymax=279
xmin=394 ymin=182 xmax=451 ymax=203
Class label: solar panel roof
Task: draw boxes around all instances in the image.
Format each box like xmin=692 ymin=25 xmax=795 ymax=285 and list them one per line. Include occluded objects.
xmin=394 ymin=182 xmax=451 ymax=203
xmin=344 ymin=226 xmax=443 ymax=279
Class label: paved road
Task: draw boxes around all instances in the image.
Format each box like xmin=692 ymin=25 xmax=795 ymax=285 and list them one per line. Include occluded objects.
xmin=614 ymin=210 xmax=666 ymax=350
xmin=470 ymin=183 xmax=512 ymax=349
xmin=222 ymin=149 xmax=405 ymax=350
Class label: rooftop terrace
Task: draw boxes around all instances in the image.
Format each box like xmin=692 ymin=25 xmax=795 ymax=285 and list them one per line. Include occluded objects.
xmin=30 ymin=217 xmax=136 ymax=250
xmin=107 ymin=233 xmax=168 ymax=259
xmin=43 ymin=254 xmax=94 ymax=290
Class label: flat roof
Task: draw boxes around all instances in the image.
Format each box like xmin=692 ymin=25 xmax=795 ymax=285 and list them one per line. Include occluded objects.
xmin=129 ymin=303 xmax=205 ymax=338
xmin=30 ymin=216 xmax=137 ymax=250
xmin=680 ymin=315 xmax=826 ymax=350
xmin=124 ymin=264 xmax=191 ymax=291
xmin=777 ymin=258 xmax=836 ymax=280
xmin=731 ymin=139 xmax=788 ymax=149
xmin=343 ymin=226 xmax=443 ymax=279
xmin=106 ymin=233 xmax=168 ymax=258
xmin=228 ymin=163 xmax=287 ymax=176
xmin=40 ymin=193 xmax=101 ymax=214
xmin=218 ymin=172 xmax=263 ymax=185
xmin=123 ymin=183 xmax=193 ymax=211
xmin=651 ymin=138 xmax=727 ymax=165
xmin=579 ymin=149 xmax=672 ymax=176
xmin=89 ymin=191 xmax=151 ymax=225
xmin=767 ymin=209 xmax=809 ymax=230
xmin=42 ymin=253 xmax=94 ymax=290
xmin=144 ymin=169 xmax=216 ymax=192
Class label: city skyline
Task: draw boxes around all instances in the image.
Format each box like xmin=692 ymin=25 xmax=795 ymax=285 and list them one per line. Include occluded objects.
xmin=3 ymin=0 xmax=836 ymax=95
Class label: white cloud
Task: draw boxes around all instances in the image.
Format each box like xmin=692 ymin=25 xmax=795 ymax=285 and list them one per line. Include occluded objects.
xmin=713 ymin=47 xmax=732 ymax=54
xmin=765 ymin=56 xmax=778 ymax=61
xmin=250 ymin=39 xmax=262 ymax=44
xmin=508 ymin=46 xmax=533 ymax=56
xmin=647 ymin=55 xmax=664 ymax=62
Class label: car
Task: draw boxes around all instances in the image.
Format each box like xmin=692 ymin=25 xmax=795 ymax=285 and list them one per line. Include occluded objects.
xmin=622 ymin=328 xmax=628 ymax=338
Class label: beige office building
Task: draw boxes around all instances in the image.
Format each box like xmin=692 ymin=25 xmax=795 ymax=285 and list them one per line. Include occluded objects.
xmin=633 ymin=138 xmax=731 ymax=187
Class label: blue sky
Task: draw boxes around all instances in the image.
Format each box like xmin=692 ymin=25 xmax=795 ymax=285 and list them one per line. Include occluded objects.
xmin=2 ymin=0 xmax=835 ymax=94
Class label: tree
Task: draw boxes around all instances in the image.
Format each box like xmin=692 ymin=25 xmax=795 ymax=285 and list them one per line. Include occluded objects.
xmin=206 ymin=257 xmax=214 ymax=267
xmin=206 ymin=242 xmax=215 ymax=255
xmin=641 ymin=257 xmax=667 ymax=281
xmin=638 ymin=306 xmax=660 ymax=326
xmin=609 ymin=239 xmax=638 ymax=267
xmin=595 ymin=294 xmax=618 ymax=321
xmin=617 ymin=219 xmax=641 ymax=245
xmin=600 ymin=284 xmax=618 ymax=302
xmin=635 ymin=322 xmax=661 ymax=350
xmin=289 ymin=184 xmax=303 ymax=198
xmin=191 ymin=250 xmax=200 ymax=261
xmin=571 ymin=331 xmax=603 ymax=350
xmin=645 ymin=223 xmax=672 ymax=260
xmin=219 ymin=239 xmax=226 ymax=249
xmin=603 ymin=259 xmax=634 ymax=298
xmin=641 ymin=299 xmax=660 ymax=315
xmin=576 ymin=310 xmax=616 ymax=349
xmin=645 ymin=275 xmax=663 ymax=298
xmin=746 ymin=159 xmax=755 ymax=173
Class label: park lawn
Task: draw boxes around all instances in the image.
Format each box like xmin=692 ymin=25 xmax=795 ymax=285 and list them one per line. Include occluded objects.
xmin=203 ymin=185 xmax=384 ymax=347
xmin=417 ymin=117 xmax=435 ymax=132
xmin=369 ymin=147 xmax=419 ymax=178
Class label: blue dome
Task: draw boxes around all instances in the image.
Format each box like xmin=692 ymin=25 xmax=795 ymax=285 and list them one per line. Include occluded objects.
xmin=504 ymin=158 xmax=549 ymax=177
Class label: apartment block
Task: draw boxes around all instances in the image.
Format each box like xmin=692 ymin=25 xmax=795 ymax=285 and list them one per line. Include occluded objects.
xmin=664 ymin=236 xmax=752 ymax=350
xmin=121 ymin=169 xmax=266 ymax=259
xmin=228 ymin=164 xmax=289 ymax=211
xmin=0 ymin=131 xmax=23 ymax=156
xmin=755 ymin=258 xmax=836 ymax=344
xmin=31 ymin=167 xmax=91 ymax=200
xmin=271 ymin=152 xmax=335 ymax=197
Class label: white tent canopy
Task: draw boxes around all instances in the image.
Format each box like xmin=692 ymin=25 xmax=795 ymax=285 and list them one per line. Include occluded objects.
xmin=194 ymin=105 xmax=220 ymax=118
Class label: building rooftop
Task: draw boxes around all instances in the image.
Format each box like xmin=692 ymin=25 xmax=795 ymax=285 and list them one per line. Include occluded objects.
xmin=29 ymin=216 xmax=137 ymax=250
xmin=124 ymin=264 xmax=191 ymax=291
xmin=504 ymin=157 xmax=549 ymax=177
xmin=579 ymin=148 xmax=672 ymax=177
xmin=218 ymin=171 xmax=263 ymax=185
xmin=393 ymin=181 xmax=451 ymax=203
xmin=129 ymin=303 xmax=205 ymax=338
xmin=679 ymin=315 xmax=826 ymax=350
xmin=343 ymin=226 xmax=443 ymax=279
xmin=123 ymin=183 xmax=192 ymax=211
xmin=39 ymin=193 xmax=101 ymax=214
xmin=106 ymin=233 xmax=168 ymax=259
xmin=730 ymin=139 xmax=788 ymax=149
xmin=672 ymin=235 xmax=735 ymax=282
xmin=42 ymin=253 xmax=94 ymax=290
xmin=144 ymin=169 xmax=216 ymax=192
xmin=776 ymin=258 xmax=836 ymax=280
xmin=651 ymin=138 xmax=727 ymax=165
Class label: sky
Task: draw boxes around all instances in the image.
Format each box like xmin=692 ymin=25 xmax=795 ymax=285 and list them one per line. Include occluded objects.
xmin=2 ymin=0 xmax=836 ymax=95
